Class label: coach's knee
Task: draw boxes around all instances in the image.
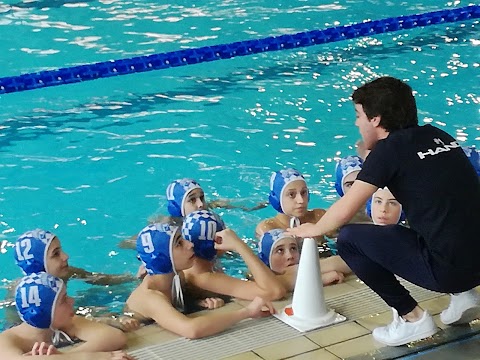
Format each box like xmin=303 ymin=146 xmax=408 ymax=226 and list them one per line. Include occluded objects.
xmin=337 ymin=224 xmax=360 ymax=256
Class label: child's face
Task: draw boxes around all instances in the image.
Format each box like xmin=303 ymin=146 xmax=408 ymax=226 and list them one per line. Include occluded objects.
xmin=46 ymin=237 xmax=70 ymax=279
xmin=172 ymin=232 xmax=195 ymax=271
xmin=52 ymin=288 xmax=75 ymax=329
xmin=342 ymin=171 xmax=360 ymax=195
xmin=183 ymin=188 xmax=206 ymax=216
xmin=270 ymin=237 xmax=299 ymax=273
xmin=371 ymin=188 xmax=402 ymax=225
xmin=281 ymin=180 xmax=308 ymax=217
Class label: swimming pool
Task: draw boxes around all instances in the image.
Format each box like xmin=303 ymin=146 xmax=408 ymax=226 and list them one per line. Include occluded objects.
xmin=0 ymin=0 xmax=478 ymax=329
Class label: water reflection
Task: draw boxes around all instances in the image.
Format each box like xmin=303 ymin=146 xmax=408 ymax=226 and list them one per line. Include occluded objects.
xmin=0 ymin=24 xmax=476 ymax=151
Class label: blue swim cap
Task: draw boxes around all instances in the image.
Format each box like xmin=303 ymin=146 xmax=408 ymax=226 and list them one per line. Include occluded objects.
xmin=182 ymin=210 xmax=225 ymax=261
xmin=258 ymin=229 xmax=296 ymax=268
xmin=15 ymin=272 xmax=64 ymax=329
xmin=463 ymin=146 xmax=480 ymax=176
xmin=366 ymin=187 xmax=406 ymax=225
xmin=334 ymin=155 xmax=363 ymax=197
xmin=269 ymin=168 xmax=308 ymax=213
xmin=14 ymin=229 xmax=56 ymax=275
xmin=166 ymin=178 xmax=202 ymax=217
xmin=137 ymin=223 xmax=179 ymax=275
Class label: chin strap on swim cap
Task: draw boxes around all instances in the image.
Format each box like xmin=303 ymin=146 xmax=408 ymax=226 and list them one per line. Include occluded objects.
xmin=167 ymin=227 xmax=185 ymax=312
xmin=289 ymin=217 xmax=300 ymax=228
xmin=52 ymin=329 xmax=74 ymax=347
xmin=171 ymin=272 xmax=184 ymax=312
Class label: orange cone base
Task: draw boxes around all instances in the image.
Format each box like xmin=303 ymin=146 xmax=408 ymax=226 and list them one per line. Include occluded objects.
xmin=274 ymin=304 xmax=346 ymax=332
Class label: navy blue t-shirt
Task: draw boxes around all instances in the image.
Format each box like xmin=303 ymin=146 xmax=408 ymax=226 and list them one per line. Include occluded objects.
xmin=357 ymin=124 xmax=480 ymax=271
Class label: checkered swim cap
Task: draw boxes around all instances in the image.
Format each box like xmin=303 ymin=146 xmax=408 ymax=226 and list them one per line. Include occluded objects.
xmin=269 ymin=168 xmax=307 ymax=213
xmin=166 ymin=178 xmax=202 ymax=217
xmin=14 ymin=229 xmax=56 ymax=275
xmin=15 ymin=272 xmax=64 ymax=329
xmin=334 ymin=155 xmax=363 ymax=197
xmin=182 ymin=210 xmax=225 ymax=261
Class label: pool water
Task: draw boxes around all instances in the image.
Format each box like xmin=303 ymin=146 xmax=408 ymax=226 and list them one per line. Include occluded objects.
xmin=0 ymin=0 xmax=478 ymax=329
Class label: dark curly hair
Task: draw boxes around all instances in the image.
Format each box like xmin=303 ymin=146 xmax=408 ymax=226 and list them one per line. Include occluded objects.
xmin=352 ymin=77 xmax=418 ymax=132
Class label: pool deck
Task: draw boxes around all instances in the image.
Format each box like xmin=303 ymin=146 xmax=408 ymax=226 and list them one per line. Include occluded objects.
xmin=125 ymin=277 xmax=480 ymax=360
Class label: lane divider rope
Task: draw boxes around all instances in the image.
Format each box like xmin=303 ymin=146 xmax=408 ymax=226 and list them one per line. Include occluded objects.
xmin=0 ymin=5 xmax=478 ymax=94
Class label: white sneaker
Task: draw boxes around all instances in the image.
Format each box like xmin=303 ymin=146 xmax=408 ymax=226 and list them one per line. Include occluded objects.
xmin=440 ymin=289 xmax=480 ymax=325
xmin=372 ymin=308 xmax=438 ymax=346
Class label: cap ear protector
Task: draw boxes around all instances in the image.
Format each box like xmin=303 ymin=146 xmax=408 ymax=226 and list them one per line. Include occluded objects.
xmin=182 ymin=210 xmax=225 ymax=261
xmin=258 ymin=242 xmax=270 ymax=267
xmin=268 ymin=173 xmax=282 ymax=213
xmin=167 ymin=200 xmax=182 ymax=218
xmin=166 ymin=178 xmax=202 ymax=217
xmin=268 ymin=169 xmax=309 ymax=213
xmin=334 ymin=155 xmax=363 ymax=197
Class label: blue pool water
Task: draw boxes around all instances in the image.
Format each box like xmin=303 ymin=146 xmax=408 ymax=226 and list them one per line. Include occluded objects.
xmin=0 ymin=0 xmax=478 ymax=329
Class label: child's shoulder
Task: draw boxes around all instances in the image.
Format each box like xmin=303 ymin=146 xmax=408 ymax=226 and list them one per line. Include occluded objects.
xmin=255 ymin=217 xmax=284 ymax=239
xmin=0 ymin=327 xmax=26 ymax=355
xmin=310 ymin=208 xmax=327 ymax=221
xmin=258 ymin=216 xmax=283 ymax=228
xmin=0 ymin=326 xmax=18 ymax=339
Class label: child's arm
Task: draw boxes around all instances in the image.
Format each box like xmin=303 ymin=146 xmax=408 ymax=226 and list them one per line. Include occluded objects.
xmin=68 ymin=266 xmax=137 ymax=286
xmin=274 ymin=264 xmax=347 ymax=292
xmin=275 ymin=266 xmax=298 ymax=292
xmin=208 ymin=200 xmax=269 ymax=212
xmin=243 ymin=201 xmax=269 ymax=211
xmin=86 ymin=315 xmax=140 ymax=332
xmin=187 ymin=270 xmax=283 ymax=301
xmin=254 ymin=222 xmax=265 ymax=240
xmin=321 ymin=271 xmax=345 ymax=286
xmin=319 ymin=255 xmax=352 ymax=275
xmin=254 ymin=218 xmax=278 ymax=240
xmin=117 ymin=235 xmax=137 ymax=250
xmin=286 ymin=181 xmax=376 ymax=238
xmin=130 ymin=288 xmax=274 ymax=339
xmin=64 ymin=316 xmax=128 ymax=353
xmin=208 ymin=229 xmax=286 ymax=300
xmin=196 ymin=297 xmax=225 ymax=309
xmin=0 ymin=336 xmax=134 ymax=360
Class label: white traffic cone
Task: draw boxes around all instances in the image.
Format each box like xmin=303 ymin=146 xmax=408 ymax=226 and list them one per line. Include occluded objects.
xmin=274 ymin=219 xmax=346 ymax=331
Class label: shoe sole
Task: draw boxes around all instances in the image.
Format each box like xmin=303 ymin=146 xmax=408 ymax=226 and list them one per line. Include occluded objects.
xmin=374 ymin=327 xmax=439 ymax=347
xmin=443 ymin=306 xmax=480 ymax=325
